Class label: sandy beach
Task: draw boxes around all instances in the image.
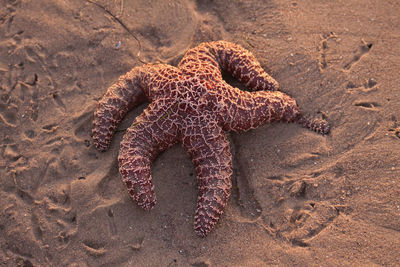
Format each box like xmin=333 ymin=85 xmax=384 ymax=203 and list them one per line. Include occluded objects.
xmin=1 ymin=0 xmax=400 ymax=266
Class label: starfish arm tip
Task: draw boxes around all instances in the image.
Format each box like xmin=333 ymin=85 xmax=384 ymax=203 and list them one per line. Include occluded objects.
xmin=139 ymin=197 xmax=157 ymax=211
xmin=194 ymin=217 xmax=213 ymax=237
xmin=297 ymin=115 xmax=330 ymax=135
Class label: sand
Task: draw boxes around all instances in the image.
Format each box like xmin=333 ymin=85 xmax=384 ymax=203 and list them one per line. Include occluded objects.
xmin=1 ymin=0 xmax=400 ymax=266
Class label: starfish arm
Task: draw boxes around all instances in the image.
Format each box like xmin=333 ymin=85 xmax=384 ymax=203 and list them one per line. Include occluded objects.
xmin=178 ymin=41 xmax=278 ymax=92
xmin=92 ymin=67 xmax=147 ymax=151
xmin=118 ymin=102 xmax=179 ymax=210
xmin=296 ymin=114 xmax=330 ymax=134
xmin=181 ymin=116 xmax=232 ymax=237
xmin=209 ymin=41 xmax=279 ymax=91
xmin=178 ymin=44 xmax=222 ymax=80
xmin=219 ymin=85 xmax=300 ymax=132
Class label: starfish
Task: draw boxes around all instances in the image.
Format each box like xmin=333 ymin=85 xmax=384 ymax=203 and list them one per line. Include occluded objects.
xmin=92 ymin=41 xmax=329 ymax=237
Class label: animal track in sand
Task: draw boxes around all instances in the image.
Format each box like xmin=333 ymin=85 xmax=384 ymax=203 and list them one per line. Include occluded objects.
xmin=259 ymin=169 xmax=353 ymax=247
xmin=318 ymin=33 xmax=373 ymax=72
xmin=343 ymin=39 xmax=373 ymax=70
xmin=1 ymin=0 xmax=20 ymax=34
xmin=388 ymin=116 xmax=400 ymax=140
xmin=354 ymin=101 xmax=380 ymax=110
xmin=346 ymin=77 xmax=378 ymax=92
xmin=82 ymin=240 xmax=107 ymax=257
xmin=350 ymin=79 xmax=380 ymax=111
xmin=318 ymin=32 xmax=339 ymax=71
xmin=0 ymin=102 xmax=17 ymax=127
xmin=284 ymin=202 xmax=340 ymax=247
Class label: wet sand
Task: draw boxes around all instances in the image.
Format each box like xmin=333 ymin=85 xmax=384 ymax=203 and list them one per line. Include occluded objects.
xmin=1 ymin=0 xmax=400 ymax=266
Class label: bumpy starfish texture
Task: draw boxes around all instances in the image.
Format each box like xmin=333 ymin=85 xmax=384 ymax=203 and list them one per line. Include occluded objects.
xmin=92 ymin=41 xmax=329 ymax=237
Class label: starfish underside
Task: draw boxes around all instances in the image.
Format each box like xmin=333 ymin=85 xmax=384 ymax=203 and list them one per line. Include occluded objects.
xmin=92 ymin=41 xmax=329 ymax=237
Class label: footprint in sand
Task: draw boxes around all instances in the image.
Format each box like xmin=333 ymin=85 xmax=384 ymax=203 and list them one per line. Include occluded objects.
xmin=318 ymin=32 xmax=339 ymax=71
xmin=388 ymin=116 xmax=400 ymax=140
xmin=259 ymin=169 xmax=352 ymax=247
xmin=0 ymin=102 xmax=17 ymax=127
xmin=343 ymin=39 xmax=373 ymax=70
xmin=318 ymin=32 xmax=373 ymax=72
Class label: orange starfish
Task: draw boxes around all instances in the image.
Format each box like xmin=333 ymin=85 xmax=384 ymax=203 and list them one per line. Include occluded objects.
xmin=92 ymin=41 xmax=329 ymax=237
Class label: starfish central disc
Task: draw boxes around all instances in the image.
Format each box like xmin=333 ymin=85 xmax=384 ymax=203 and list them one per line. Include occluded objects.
xmin=92 ymin=41 xmax=329 ymax=237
